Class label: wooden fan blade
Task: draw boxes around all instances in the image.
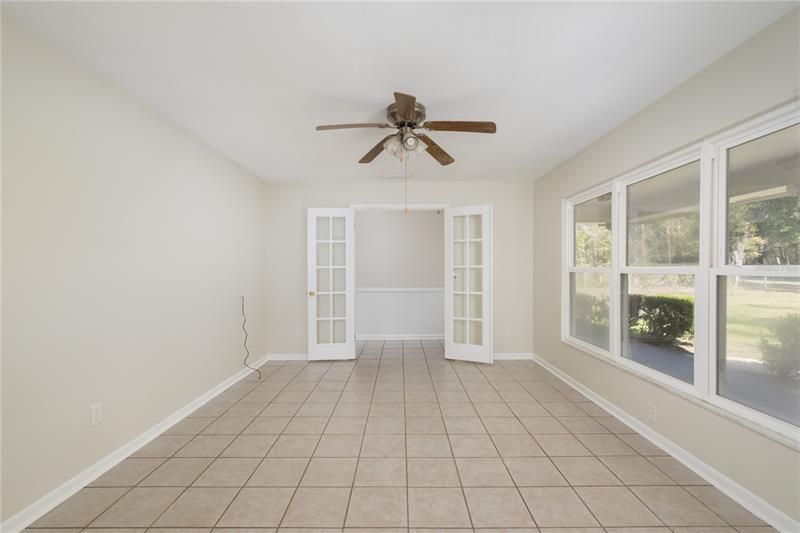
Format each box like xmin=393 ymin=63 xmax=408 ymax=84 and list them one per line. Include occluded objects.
xmin=359 ymin=134 xmax=396 ymax=164
xmin=394 ymin=92 xmax=417 ymax=122
xmin=417 ymin=133 xmax=455 ymax=166
xmin=423 ymin=121 xmax=496 ymax=134
xmin=316 ymin=123 xmax=391 ymax=131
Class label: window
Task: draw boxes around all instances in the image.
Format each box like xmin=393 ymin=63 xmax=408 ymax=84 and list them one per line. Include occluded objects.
xmin=622 ymin=161 xmax=700 ymax=385
xmin=568 ymin=192 xmax=612 ymax=351
xmin=562 ymin=102 xmax=799 ymax=438
xmin=715 ymin=122 xmax=800 ymax=428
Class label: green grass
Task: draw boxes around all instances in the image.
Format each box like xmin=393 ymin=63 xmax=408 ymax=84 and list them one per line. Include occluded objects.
xmin=725 ymin=286 xmax=799 ymax=360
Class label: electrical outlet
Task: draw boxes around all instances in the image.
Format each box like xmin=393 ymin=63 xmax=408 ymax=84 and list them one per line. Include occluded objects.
xmin=647 ymin=402 xmax=657 ymax=423
xmin=89 ymin=403 xmax=103 ymax=427
xmin=295 ymin=327 xmax=303 ymax=338
xmin=504 ymin=326 xmax=512 ymax=337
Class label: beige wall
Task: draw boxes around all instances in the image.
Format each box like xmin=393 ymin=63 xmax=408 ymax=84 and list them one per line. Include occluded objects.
xmin=265 ymin=178 xmax=533 ymax=355
xmin=533 ymin=10 xmax=800 ymax=522
xmin=1 ymin=17 xmax=269 ymax=520
xmin=355 ymin=209 xmax=443 ymax=288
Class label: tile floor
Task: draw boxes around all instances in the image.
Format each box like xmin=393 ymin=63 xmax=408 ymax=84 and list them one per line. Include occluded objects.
xmin=28 ymin=339 xmax=773 ymax=532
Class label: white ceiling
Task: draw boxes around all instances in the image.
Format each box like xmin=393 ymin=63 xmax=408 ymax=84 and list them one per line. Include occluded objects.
xmin=6 ymin=2 xmax=794 ymax=183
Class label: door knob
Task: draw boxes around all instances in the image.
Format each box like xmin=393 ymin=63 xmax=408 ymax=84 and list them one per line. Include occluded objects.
xmin=308 ymin=291 xmax=316 ymax=297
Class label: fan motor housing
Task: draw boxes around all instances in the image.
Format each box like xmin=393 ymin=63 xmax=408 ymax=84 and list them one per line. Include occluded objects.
xmin=387 ymin=102 xmax=426 ymax=127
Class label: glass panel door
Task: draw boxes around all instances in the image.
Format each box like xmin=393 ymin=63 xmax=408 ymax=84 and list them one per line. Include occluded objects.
xmin=308 ymin=208 xmax=355 ymax=360
xmin=445 ymin=206 xmax=492 ymax=363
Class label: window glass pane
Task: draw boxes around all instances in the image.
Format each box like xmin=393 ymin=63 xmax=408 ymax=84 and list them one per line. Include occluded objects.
xmin=454 ymin=269 xmax=466 ymax=292
xmin=454 ymin=242 xmax=466 ymax=266
xmin=622 ymin=273 xmax=695 ymax=384
xmin=627 ymin=161 xmax=700 ymax=266
xmin=469 ymin=320 xmax=483 ymax=345
xmin=468 ymin=268 xmax=483 ymax=292
xmin=332 ymin=243 xmax=346 ymax=266
xmin=332 ymin=217 xmax=346 ymax=241
xmin=727 ymin=124 xmax=800 ymax=266
xmin=317 ymin=320 xmax=331 ymax=344
xmin=316 ymin=217 xmax=330 ymax=241
xmin=332 ymin=268 xmax=345 ymax=291
xmin=454 ymin=319 xmax=466 ymax=344
xmin=454 ymin=216 xmax=466 ymax=240
xmin=332 ymin=294 xmax=345 ymax=318
xmin=454 ymin=294 xmax=466 ymax=318
xmin=717 ymin=276 xmax=799 ymax=426
xmin=570 ymin=272 xmax=610 ymax=350
xmin=469 ymin=215 xmax=482 ymax=239
xmin=333 ymin=320 xmax=346 ymax=343
xmin=574 ymin=193 xmax=612 ymax=267
xmin=469 ymin=294 xmax=483 ymax=319
xmin=468 ymin=241 xmax=482 ymax=266
xmin=316 ymin=268 xmax=330 ymax=293
xmin=317 ymin=294 xmax=331 ymax=319
xmin=316 ymin=243 xmax=330 ymax=267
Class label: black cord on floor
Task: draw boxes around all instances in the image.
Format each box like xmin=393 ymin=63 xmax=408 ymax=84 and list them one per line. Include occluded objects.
xmin=241 ymin=295 xmax=261 ymax=380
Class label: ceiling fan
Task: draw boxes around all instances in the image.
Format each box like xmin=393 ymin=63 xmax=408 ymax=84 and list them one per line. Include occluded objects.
xmin=315 ymin=92 xmax=496 ymax=166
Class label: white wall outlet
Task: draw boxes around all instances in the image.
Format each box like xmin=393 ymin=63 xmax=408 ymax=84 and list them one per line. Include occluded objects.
xmin=504 ymin=326 xmax=512 ymax=337
xmin=89 ymin=403 xmax=103 ymax=427
xmin=647 ymin=402 xmax=657 ymax=423
xmin=295 ymin=327 xmax=303 ymax=338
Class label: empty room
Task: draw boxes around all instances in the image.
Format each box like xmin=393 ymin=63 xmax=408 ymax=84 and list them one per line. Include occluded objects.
xmin=2 ymin=2 xmax=799 ymax=532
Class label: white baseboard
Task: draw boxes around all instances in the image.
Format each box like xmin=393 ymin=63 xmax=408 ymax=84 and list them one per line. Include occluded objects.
xmin=267 ymin=353 xmax=308 ymax=361
xmin=530 ymin=353 xmax=799 ymax=533
xmin=0 ymin=355 xmax=269 ymax=533
xmin=357 ymin=334 xmax=444 ymax=340
xmin=494 ymin=352 xmax=534 ymax=360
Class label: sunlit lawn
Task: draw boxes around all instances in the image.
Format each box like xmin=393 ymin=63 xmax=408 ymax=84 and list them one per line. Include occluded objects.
xmin=725 ymin=284 xmax=799 ymax=361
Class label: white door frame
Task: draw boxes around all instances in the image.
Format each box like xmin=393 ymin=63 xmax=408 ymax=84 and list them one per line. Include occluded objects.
xmin=307 ymin=208 xmax=356 ymax=360
xmin=444 ymin=205 xmax=494 ymax=364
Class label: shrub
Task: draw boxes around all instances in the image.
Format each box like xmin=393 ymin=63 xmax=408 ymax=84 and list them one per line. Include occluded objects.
xmin=628 ymin=294 xmax=694 ymax=345
xmin=760 ymin=313 xmax=800 ymax=380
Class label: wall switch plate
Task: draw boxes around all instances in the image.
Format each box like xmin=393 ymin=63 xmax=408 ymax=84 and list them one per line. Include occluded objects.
xmin=89 ymin=403 xmax=103 ymax=427
xmin=647 ymin=402 xmax=657 ymax=423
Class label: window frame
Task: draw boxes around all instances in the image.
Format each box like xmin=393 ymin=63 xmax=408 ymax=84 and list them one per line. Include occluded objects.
xmin=561 ymin=101 xmax=800 ymax=442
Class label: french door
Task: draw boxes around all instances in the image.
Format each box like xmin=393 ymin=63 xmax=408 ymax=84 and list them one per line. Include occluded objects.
xmin=444 ymin=205 xmax=493 ymax=364
xmin=307 ymin=208 xmax=356 ymax=360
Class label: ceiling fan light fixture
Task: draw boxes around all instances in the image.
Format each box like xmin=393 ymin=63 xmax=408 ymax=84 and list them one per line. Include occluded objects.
xmin=402 ymin=130 xmax=419 ymax=151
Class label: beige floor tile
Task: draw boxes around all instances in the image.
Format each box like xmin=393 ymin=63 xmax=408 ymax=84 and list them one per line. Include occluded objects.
xmin=217 ymin=487 xmax=294 ymax=527
xmin=534 ymin=434 xmax=592 ymax=456
xmin=346 ymin=487 xmax=408 ymax=527
xmin=365 ymin=416 xmax=406 ymax=435
xmin=262 ymin=403 xmax=302 ymax=416
xmin=315 ymin=434 xmax=363 ymax=457
xmin=407 ymin=458 xmax=461 ymax=487
xmin=333 ymin=403 xmax=371 ymax=417
xmin=131 ymin=435 xmax=192 ymax=458
xmin=444 ymin=417 xmax=487 ymax=434
xmin=205 ymin=416 xmax=256 ymax=435
xmin=355 ymin=458 xmax=406 ymax=486
xmin=575 ymin=486 xmax=663 ymax=527
xmin=285 ymin=416 xmax=330 ymax=435
xmin=268 ymin=435 xmax=321 ymax=457
xmin=504 ymin=457 xmax=568 ymax=486
xmin=542 ymin=402 xmax=587 ymax=416
xmin=297 ymin=403 xmax=337 ymax=417
xmin=301 ymin=458 xmax=358 ymax=486
xmin=282 ymin=487 xmax=351 ymax=527
xmin=519 ymin=416 xmax=569 ymax=434
xmin=405 ymin=416 xmax=446 ymax=435
xmin=248 ymin=457 xmax=310 ymax=486
xmin=222 ymin=435 xmax=279 ymax=457
xmin=599 ymin=456 xmax=675 ymax=485
xmin=439 ymin=403 xmax=478 ymax=417
xmin=576 ymin=434 xmax=638 ymax=456
xmin=456 ymin=457 xmax=514 ymax=486
xmin=31 ymin=488 xmax=128 ymax=527
xmin=685 ymin=486 xmax=767 ymax=526
xmin=154 ymin=487 xmax=238 ymax=526
xmin=91 ymin=487 xmax=183 ymax=527
xmin=551 ymin=456 xmax=621 ymax=486
xmin=176 ymin=435 xmax=236 ymax=457
xmin=490 ymin=434 xmax=545 ymax=457
xmin=370 ymin=402 xmax=405 ymax=417
xmin=408 ymin=487 xmax=471 ymax=528
xmin=631 ymin=486 xmax=727 ymax=526
xmin=325 ymin=417 xmax=368 ymax=434
xmin=194 ymin=458 xmax=260 ymax=486
xmin=449 ymin=435 xmax=498 ymax=457
xmin=244 ymin=417 xmax=292 ymax=435
xmin=140 ymin=458 xmax=214 ymax=486
xmin=647 ymin=456 xmax=708 ymax=485
xmin=89 ymin=459 xmax=164 ymax=487
xmin=405 ymin=403 xmax=441 ymax=417
xmin=481 ymin=417 xmax=528 ymax=434
xmin=508 ymin=402 xmax=549 ymax=417
xmin=557 ymin=416 xmax=610 ymax=434
xmin=407 ymin=435 xmax=453 ymax=457
xmin=361 ymin=435 xmax=406 ymax=457
xmin=519 ymin=486 xmax=599 ymax=528
xmin=463 ymin=487 xmax=535 ymax=528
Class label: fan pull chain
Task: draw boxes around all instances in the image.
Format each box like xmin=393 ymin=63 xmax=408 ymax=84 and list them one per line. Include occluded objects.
xmin=404 ymin=157 xmax=408 ymax=213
